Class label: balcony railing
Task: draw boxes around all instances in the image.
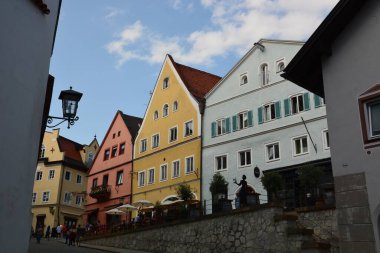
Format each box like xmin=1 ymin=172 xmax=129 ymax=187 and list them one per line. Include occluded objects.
xmin=89 ymin=185 xmax=111 ymax=200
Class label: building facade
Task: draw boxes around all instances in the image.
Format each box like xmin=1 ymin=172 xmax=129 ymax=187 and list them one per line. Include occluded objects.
xmin=283 ymin=0 xmax=380 ymax=251
xmin=132 ymin=55 xmax=220 ymax=208
xmin=85 ymin=111 xmax=142 ymax=225
xmin=202 ymin=40 xmax=332 ymax=214
xmin=32 ymin=129 xmax=98 ymax=232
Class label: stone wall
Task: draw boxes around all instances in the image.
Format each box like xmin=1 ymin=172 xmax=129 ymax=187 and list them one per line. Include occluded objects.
xmin=85 ymin=205 xmax=309 ymax=253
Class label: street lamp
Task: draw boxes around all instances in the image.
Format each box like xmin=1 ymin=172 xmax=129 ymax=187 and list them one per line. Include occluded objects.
xmin=47 ymin=86 xmax=83 ymax=129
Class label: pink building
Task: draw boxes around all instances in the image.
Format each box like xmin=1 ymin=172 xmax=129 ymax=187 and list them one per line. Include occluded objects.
xmin=84 ymin=111 xmax=142 ymax=226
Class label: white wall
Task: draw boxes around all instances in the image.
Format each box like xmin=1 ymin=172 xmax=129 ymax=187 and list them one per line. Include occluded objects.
xmin=0 ymin=0 xmax=60 ymax=252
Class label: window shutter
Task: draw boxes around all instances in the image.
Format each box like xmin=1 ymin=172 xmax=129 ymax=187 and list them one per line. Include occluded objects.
xmin=232 ymin=115 xmax=237 ymax=131
xmin=275 ymin=101 xmax=281 ymax=119
xmin=225 ymin=117 xmax=231 ymax=133
xmin=258 ymin=107 xmax=263 ymax=124
xmin=304 ymin=93 xmax=310 ymax=111
xmin=314 ymin=94 xmax=321 ymax=108
xmin=211 ymin=122 xmax=216 ymax=138
xmin=247 ymin=111 xmax=253 ymax=127
xmin=284 ymin=98 xmax=290 ymax=117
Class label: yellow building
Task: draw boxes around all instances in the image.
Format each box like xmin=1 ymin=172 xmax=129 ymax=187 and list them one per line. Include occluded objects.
xmin=31 ymin=129 xmax=98 ymax=232
xmin=132 ymin=55 xmax=221 ymax=207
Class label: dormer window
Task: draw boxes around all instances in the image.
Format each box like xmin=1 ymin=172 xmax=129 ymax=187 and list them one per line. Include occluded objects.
xmin=163 ymin=104 xmax=169 ymax=117
xmin=173 ymin=101 xmax=178 ymax=111
xmin=276 ymin=58 xmax=286 ymax=73
xmin=163 ymin=77 xmax=169 ymax=89
xmin=154 ymin=110 xmax=159 ymax=120
xmin=260 ymin=63 xmax=269 ymax=86
xmin=240 ymin=74 xmax=248 ymax=85
xmin=40 ymin=144 xmax=45 ymax=158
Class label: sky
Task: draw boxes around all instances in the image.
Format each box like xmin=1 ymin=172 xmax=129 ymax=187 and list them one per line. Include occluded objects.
xmin=49 ymin=0 xmax=338 ymax=145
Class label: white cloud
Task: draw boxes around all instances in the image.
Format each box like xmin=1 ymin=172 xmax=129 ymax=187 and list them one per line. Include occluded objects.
xmin=105 ymin=7 xmax=125 ymax=20
xmin=106 ymin=0 xmax=339 ymax=67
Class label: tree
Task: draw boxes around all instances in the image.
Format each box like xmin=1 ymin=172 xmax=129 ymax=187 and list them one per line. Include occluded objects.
xmin=261 ymin=172 xmax=284 ymax=202
xmin=209 ymin=173 xmax=228 ymax=196
xmin=176 ymin=184 xmax=194 ymax=202
xmin=298 ymin=165 xmax=324 ymax=199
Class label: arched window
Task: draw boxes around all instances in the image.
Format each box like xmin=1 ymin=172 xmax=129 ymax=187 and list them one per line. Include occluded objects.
xmin=260 ymin=63 xmax=269 ymax=86
xmin=154 ymin=110 xmax=159 ymax=120
xmin=163 ymin=104 xmax=169 ymax=117
xmin=240 ymin=75 xmax=248 ymax=85
xmin=277 ymin=62 xmax=285 ymax=72
xmin=40 ymin=144 xmax=45 ymax=158
xmin=163 ymin=77 xmax=169 ymax=89
xmin=173 ymin=101 xmax=178 ymax=111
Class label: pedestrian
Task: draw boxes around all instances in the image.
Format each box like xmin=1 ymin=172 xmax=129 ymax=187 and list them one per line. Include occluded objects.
xmin=68 ymin=225 xmax=76 ymax=246
xmin=56 ymin=224 xmax=61 ymax=239
xmin=45 ymin=225 xmax=51 ymax=240
xmin=63 ymin=225 xmax=69 ymax=244
xmin=36 ymin=224 xmax=43 ymax=244
xmin=76 ymin=225 xmax=84 ymax=247
xmin=234 ymin=175 xmax=248 ymax=207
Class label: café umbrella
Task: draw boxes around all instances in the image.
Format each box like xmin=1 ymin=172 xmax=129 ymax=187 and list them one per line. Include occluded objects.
xmin=105 ymin=208 xmax=125 ymax=215
xmin=117 ymin=204 xmax=137 ymax=212
xmin=132 ymin=200 xmax=154 ymax=209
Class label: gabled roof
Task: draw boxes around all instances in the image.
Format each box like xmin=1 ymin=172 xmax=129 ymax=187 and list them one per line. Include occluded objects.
xmin=168 ymin=55 xmax=222 ymax=102
xmin=57 ymin=136 xmax=86 ymax=170
xmin=120 ymin=112 xmax=143 ymax=141
xmin=282 ymin=0 xmax=368 ymax=97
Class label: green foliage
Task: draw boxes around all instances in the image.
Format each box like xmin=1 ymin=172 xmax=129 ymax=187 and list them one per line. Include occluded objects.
xmin=298 ymin=165 xmax=324 ymax=189
xmin=209 ymin=173 xmax=229 ymax=194
xmin=176 ymin=184 xmax=194 ymax=202
xmin=261 ymin=172 xmax=284 ymax=200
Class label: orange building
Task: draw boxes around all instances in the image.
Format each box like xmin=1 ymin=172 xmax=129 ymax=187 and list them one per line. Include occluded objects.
xmin=84 ymin=111 xmax=142 ymax=225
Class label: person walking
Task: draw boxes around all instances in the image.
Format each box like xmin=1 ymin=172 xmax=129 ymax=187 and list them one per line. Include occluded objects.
xmin=45 ymin=225 xmax=51 ymax=240
xmin=234 ymin=175 xmax=248 ymax=208
xmin=76 ymin=225 xmax=84 ymax=247
xmin=35 ymin=224 xmax=43 ymax=244
xmin=56 ymin=224 xmax=61 ymax=239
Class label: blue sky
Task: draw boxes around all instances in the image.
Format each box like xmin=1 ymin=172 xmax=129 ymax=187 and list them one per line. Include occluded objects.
xmin=49 ymin=0 xmax=338 ymax=145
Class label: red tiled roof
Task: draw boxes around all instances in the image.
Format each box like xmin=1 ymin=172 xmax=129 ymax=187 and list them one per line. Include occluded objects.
xmin=168 ymin=55 xmax=221 ymax=101
xmin=57 ymin=136 xmax=84 ymax=166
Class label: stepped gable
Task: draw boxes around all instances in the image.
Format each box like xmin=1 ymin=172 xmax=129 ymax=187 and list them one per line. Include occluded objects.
xmin=120 ymin=112 xmax=143 ymax=140
xmin=168 ymin=54 xmax=222 ymax=102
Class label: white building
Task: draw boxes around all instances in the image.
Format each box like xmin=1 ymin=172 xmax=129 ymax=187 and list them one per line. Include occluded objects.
xmin=202 ymin=39 xmax=332 ymax=214
xmin=0 ymin=0 xmax=61 ymax=252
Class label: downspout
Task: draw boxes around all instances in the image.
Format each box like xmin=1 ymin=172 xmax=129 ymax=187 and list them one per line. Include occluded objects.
xmin=199 ymin=98 xmax=205 ymax=215
xmin=57 ymin=163 xmax=65 ymax=226
xmin=130 ymin=137 xmax=135 ymax=221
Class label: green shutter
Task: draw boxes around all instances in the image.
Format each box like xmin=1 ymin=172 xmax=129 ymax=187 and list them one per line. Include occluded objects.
xmin=247 ymin=111 xmax=253 ymax=127
xmin=211 ymin=122 xmax=216 ymax=138
xmin=284 ymin=98 xmax=290 ymax=117
xmin=232 ymin=115 xmax=237 ymax=131
xmin=314 ymin=94 xmax=321 ymax=108
xmin=275 ymin=101 xmax=281 ymax=119
xmin=304 ymin=93 xmax=310 ymax=111
xmin=225 ymin=117 xmax=231 ymax=133
xmin=258 ymin=107 xmax=263 ymax=124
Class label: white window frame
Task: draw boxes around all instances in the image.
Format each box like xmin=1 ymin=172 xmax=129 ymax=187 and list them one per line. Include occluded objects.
xmin=259 ymin=63 xmax=269 ymax=86
xmin=185 ymin=155 xmax=194 ymax=175
xmin=292 ymin=135 xmax=309 ymax=156
xmin=173 ymin=101 xmax=178 ymax=112
xmin=65 ymin=170 xmax=71 ymax=181
xmin=237 ymin=149 xmax=252 ymax=168
xmin=138 ymin=171 xmax=146 ymax=187
xmin=40 ymin=144 xmax=45 ymax=158
xmin=367 ymin=100 xmax=380 ymax=139
xmin=263 ymin=102 xmax=276 ymax=122
xmin=237 ymin=111 xmax=248 ymax=130
xmin=184 ymin=120 xmax=194 ymax=137
xmin=214 ymin=154 xmax=228 ymax=172
xmin=152 ymin=133 xmax=160 ymax=149
xmin=154 ymin=110 xmax=159 ymax=120
xmin=76 ymin=174 xmax=82 ymax=184
xmin=35 ymin=171 xmax=43 ymax=181
xmin=275 ymin=58 xmax=286 ymax=73
xmin=163 ymin=104 xmax=169 ymax=117
xmin=32 ymin=192 xmax=37 ymax=203
xmin=160 ymin=164 xmax=168 ymax=182
xmin=322 ymin=129 xmax=330 ymax=150
xmin=75 ymin=196 xmax=82 ymax=206
xmin=216 ymin=118 xmax=227 ymax=136
xmin=140 ymin=139 xmax=147 ymax=153
xmin=240 ymin=73 xmax=248 ymax=85
xmin=42 ymin=191 xmax=50 ymax=203
xmin=163 ymin=77 xmax=169 ymax=89
xmin=265 ymin=142 xmax=280 ymax=162
xmin=290 ymin=93 xmax=305 ymax=115
xmin=169 ymin=126 xmax=178 ymax=143
xmin=63 ymin=192 xmax=71 ymax=204
xmin=116 ymin=171 xmax=123 ymax=185
xmin=172 ymin=159 xmax=180 ymax=178
xmin=148 ymin=168 xmax=155 ymax=184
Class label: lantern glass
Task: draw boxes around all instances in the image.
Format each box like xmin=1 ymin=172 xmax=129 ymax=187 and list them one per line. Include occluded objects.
xmin=58 ymin=87 xmax=83 ymax=119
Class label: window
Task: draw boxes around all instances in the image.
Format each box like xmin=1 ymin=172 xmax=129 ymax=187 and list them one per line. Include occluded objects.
xmin=35 ymin=171 xmax=42 ymax=181
xmin=119 ymin=143 xmax=125 ymax=155
xmin=48 ymin=170 xmax=55 ymax=180
xmin=284 ymin=93 xmax=310 ymax=116
xmin=293 ymin=136 xmax=308 ymax=156
xmin=163 ymin=77 xmax=169 ymax=89
xmin=92 ymin=178 xmax=98 ymax=187
xmin=88 ymin=152 xmax=94 ymax=164
xmin=160 ymin=164 xmax=168 ymax=181
xmin=217 ymin=118 xmax=227 ymax=135
xmin=215 ymin=155 xmax=227 ymax=171
xmin=185 ymin=121 xmax=193 ymax=137
xmin=163 ymin=104 xmax=169 ymax=117
xmin=111 ymin=146 xmax=117 ymax=158
xmin=104 ymin=149 xmax=110 ymax=160
xmin=169 ymin=127 xmax=178 ymax=142
xmin=173 ymin=101 xmax=178 ymax=111
xmin=258 ymin=102 xmax=281 ymax=124
xmin=112 ymin=133 xmax=116 ymax=139
xmin=260 ymin=63 xmax=269 ymax=86
xmin=64 ymin=192 xmax=71 ymax=204
xmin=238 ymin=112 xmax=248 ymax=130
xmin=116 ymin=171 xmax=123 ymax=185
xmin=118 ymin=131 xmax=121 ymax=137
xmin=65 ymin=171 xmax=71 ymax=181
xmin=138 ymin=171 xmax=145 ymax=187
xmin=291 ymin=94 xmax=304 ymax=114
xmin=185 ymin=156 xmax=194 ymax=174
xmin=323 ymin=130 xmax=330 ymax=149
xmin=264 ymin=103 xmax=275 ymax=122
xmin=367 ymin=100 xmax=380 ymax=138
xmin=140 ymin=139 xmax=147 ymax=153
xmin=314 ymin=94 xmax=325 ymax=108
xmin=75 ymin=196 xmax=83 ymax=206
xmin=152 ymin=134 xmax=159 ymax=148
xmin=42 ymin=191 xmax=50 ymax=203
xmin=40 ymin=144 xmax=45 ymax=158
xmin=32 ymin=193 xmax=37 ymax=203
xmin=172 ymin=160 xmax=180 ymax=178
xmin=266 ymin=142 xmax=280 ymax=161
xmin=154 ymin=110 xmax=159 ymax=120
xmin=238 ymin=149 xmax=251 ymax=167
xmin=148 ymin=168 xmax=155 ymax=184
xmin=276 ymin=59 xmax=285 ymax=73
xmin=240 ymin=74 xmax=248 ymax=85
xmin=76 ymin=175 xmax=82 ymax=184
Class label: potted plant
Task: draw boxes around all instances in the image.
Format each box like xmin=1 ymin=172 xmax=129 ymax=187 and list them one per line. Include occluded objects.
xmin=298 ymin=165 xmax=324 ymax=207
xmin=176 ymin=184 xmax=195 ymax=218
xmin=261 ymin=172 xmax=284 ymax=203
xmin=209 ymin=173 xmax=230 ymax=212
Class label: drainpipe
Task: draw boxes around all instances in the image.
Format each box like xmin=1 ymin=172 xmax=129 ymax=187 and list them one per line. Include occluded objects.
xmin=199 ymin=98 xmax=205 ymax=215
xmin=129 ymin=137 xmax=134 ymax=222
xmin=57 ymin=164 xmax=65 ymax=226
